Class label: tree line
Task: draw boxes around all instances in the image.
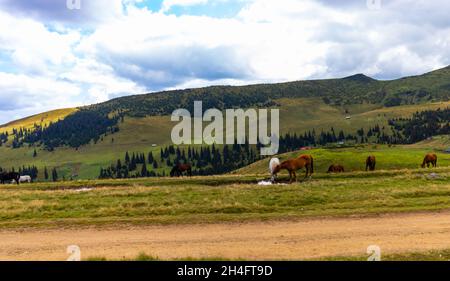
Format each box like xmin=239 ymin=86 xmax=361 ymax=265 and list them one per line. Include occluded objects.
xmin=389 ymin=107 xmax=449 ymax=144
xmin=0 ymin=166 xmax=60 ymax=182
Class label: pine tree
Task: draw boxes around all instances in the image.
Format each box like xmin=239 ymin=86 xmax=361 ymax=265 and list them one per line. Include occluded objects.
xmin=125 ymin=151 xmax=130 ymax=164
xmin=141 ymin=163 xmax=148 ymax=177
xmin=52 ymin=168 xmax=58 ymax=182
xmin=148 ymin=152 xmax=154 ymax=164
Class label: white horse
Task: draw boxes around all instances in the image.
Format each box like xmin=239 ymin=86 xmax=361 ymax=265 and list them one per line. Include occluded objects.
xmin=19 ymin=175 xmax=32 ymax=183
xmin=269 ymin=158 xmax=281 ymax=182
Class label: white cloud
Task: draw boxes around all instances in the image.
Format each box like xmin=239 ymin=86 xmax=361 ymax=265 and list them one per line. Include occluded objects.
xmin=0 ymin=6 xmax=146 ymax=124
xmin=0 ymin=11 xmax=79 ymax=75
xmin=1 ymin=0 xmax=450 ymax=124
xmin=60 ymin=58 xmax=147 ymax=105
xmin=0 ymin=72 xmax=81 ymax=123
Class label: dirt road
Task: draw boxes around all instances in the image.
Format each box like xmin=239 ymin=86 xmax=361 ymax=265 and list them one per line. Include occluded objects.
xmin=2 ymin=211 xmax=450 ymax=261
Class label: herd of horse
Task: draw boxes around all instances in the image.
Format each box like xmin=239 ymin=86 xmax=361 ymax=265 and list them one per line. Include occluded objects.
xmin=143 ymin=151 xmax=439 ymax=182
xmin=269 ymin=153 xmax=438 ymax=184
xmin=0 ymin=153 xmax=440 ymax=185
xmin=0 ymin=172 xmax=32 ymax=185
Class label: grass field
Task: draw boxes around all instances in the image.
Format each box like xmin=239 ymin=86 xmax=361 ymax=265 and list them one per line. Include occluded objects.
xmin=0 ymin=145 xmax=449 ymax=261
xmin=237 ymin=144 xmax=450 ymax=175
xmin=0 ymin=165 xmax=448 ymax=229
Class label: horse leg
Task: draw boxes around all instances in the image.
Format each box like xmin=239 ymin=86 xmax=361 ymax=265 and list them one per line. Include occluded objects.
xmin=270 ymin=174 xmax=276 ymax=183
xmin=288 ymin=171 xmax=293 ymax=184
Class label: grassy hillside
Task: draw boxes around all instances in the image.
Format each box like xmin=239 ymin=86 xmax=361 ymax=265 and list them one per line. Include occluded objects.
xmin=0 ymin=108 xmax=77 ymax=134
xmin=235 ymin=144 xmax=450 ymax=175
xmin=411 ymin=135 xmax=450 ymax=150
xmin=0 ymin=100 xmax=447 ymax=179
xmin=0 ymin=66 xmax=449 ymax=179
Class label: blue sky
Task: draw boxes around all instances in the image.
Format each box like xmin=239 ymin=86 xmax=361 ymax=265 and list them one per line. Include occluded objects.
xmin=136 ymin=0 xmax=246 ymax=17
xmin=0 ymin=0 xmax=450 ymax=124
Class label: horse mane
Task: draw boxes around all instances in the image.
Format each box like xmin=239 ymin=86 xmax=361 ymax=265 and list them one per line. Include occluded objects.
xmin=269 ymin=158 xmax=281 ymax=175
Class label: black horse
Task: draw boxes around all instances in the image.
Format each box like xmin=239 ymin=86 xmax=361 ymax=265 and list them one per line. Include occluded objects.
xmin=0 ymin=172 xmax=20 ymax=185
xmin=170 ymin=164 xmax=192 ymax=177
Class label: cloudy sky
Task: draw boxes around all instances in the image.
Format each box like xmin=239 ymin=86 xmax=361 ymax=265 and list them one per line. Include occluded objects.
xmin=0 ymin=0 xmax=450 ymax=124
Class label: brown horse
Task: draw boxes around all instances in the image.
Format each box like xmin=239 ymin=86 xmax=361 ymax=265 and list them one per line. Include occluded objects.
xmin=327 ymin=164 xmax=345 ymax=173
xmin=170 ymin=163 xmax=192 ymax=177
xmin=366 ymin=155 xmax=376 ymax=171
xmin=272 ymin=154 xmax=314 ymax=184
xmin=422 ymin=153 xmax=437 ymax=168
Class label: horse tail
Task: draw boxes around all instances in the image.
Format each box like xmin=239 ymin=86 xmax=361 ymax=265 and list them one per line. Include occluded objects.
xmin=310 ymin=156 xmax=314 ymax=175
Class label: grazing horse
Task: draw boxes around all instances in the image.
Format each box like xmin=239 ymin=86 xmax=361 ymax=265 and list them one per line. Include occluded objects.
xmin=170 ymin=163 xmax=192 ymax=177
xmin=422 ymin=153 xmax=437 ymax=168
xmin=269 ymin=158 xmax=281 ymax=182
xmin=272 ymin=154 xmax=314 ymax=184
xmin=327 ymin=164 xmax=345 ymax=173
xmin=19 ymin=175 xmax=32 ymax=183
xmin=0 ymin=172 xmax=20 ymax=185
xmin=366 ymin=156 xmax=376 ymax=171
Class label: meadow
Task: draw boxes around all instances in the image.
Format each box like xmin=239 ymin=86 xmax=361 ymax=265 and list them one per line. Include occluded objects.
xmin=0 ymin=144 xmax=449 ymax=261
xmin=237 ymin=144 xmax=450 ymax=174
xmin=0 ymin=165 xmax=449 ymax=229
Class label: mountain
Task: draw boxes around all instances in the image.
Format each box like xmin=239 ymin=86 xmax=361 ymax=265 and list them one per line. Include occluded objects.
xmin=0 ymin=66 xmax=449 ymax=179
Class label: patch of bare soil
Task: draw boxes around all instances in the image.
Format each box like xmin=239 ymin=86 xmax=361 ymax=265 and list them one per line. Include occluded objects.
xmin=2 ymin=211 xmax=450 ymax=260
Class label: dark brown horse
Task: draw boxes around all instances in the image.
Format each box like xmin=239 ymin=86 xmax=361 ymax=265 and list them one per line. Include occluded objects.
xmin=272 ymin=154 xmax=314 ymax=184
xmin=366 ymin=155 xmax=376 ymax=171
xmin=327 ymin=164 xmax=345 ymax=173
xmin=422 ymin=153 xmax=437 ymax=168
xmin=170 ymin=163 xmax=192 ymax=177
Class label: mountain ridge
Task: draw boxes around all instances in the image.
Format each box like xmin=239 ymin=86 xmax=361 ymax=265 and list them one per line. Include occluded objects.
xmin=0 ymin=65 xmax=449 ymax=152
xmin=0 ymin=66 xmax=450 ymax=126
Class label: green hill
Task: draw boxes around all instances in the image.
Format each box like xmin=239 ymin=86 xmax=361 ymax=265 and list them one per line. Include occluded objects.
xmin=234 ymin=143 xmax=450 ymax=176
xmin=0 ymin=108 xmax=77 ymax=135
xmin=0 ymin=66 xmax=449 ymax=179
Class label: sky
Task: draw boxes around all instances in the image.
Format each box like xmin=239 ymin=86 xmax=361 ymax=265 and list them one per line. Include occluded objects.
xmin=0 ymin=0 xmax=450 ymax=124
